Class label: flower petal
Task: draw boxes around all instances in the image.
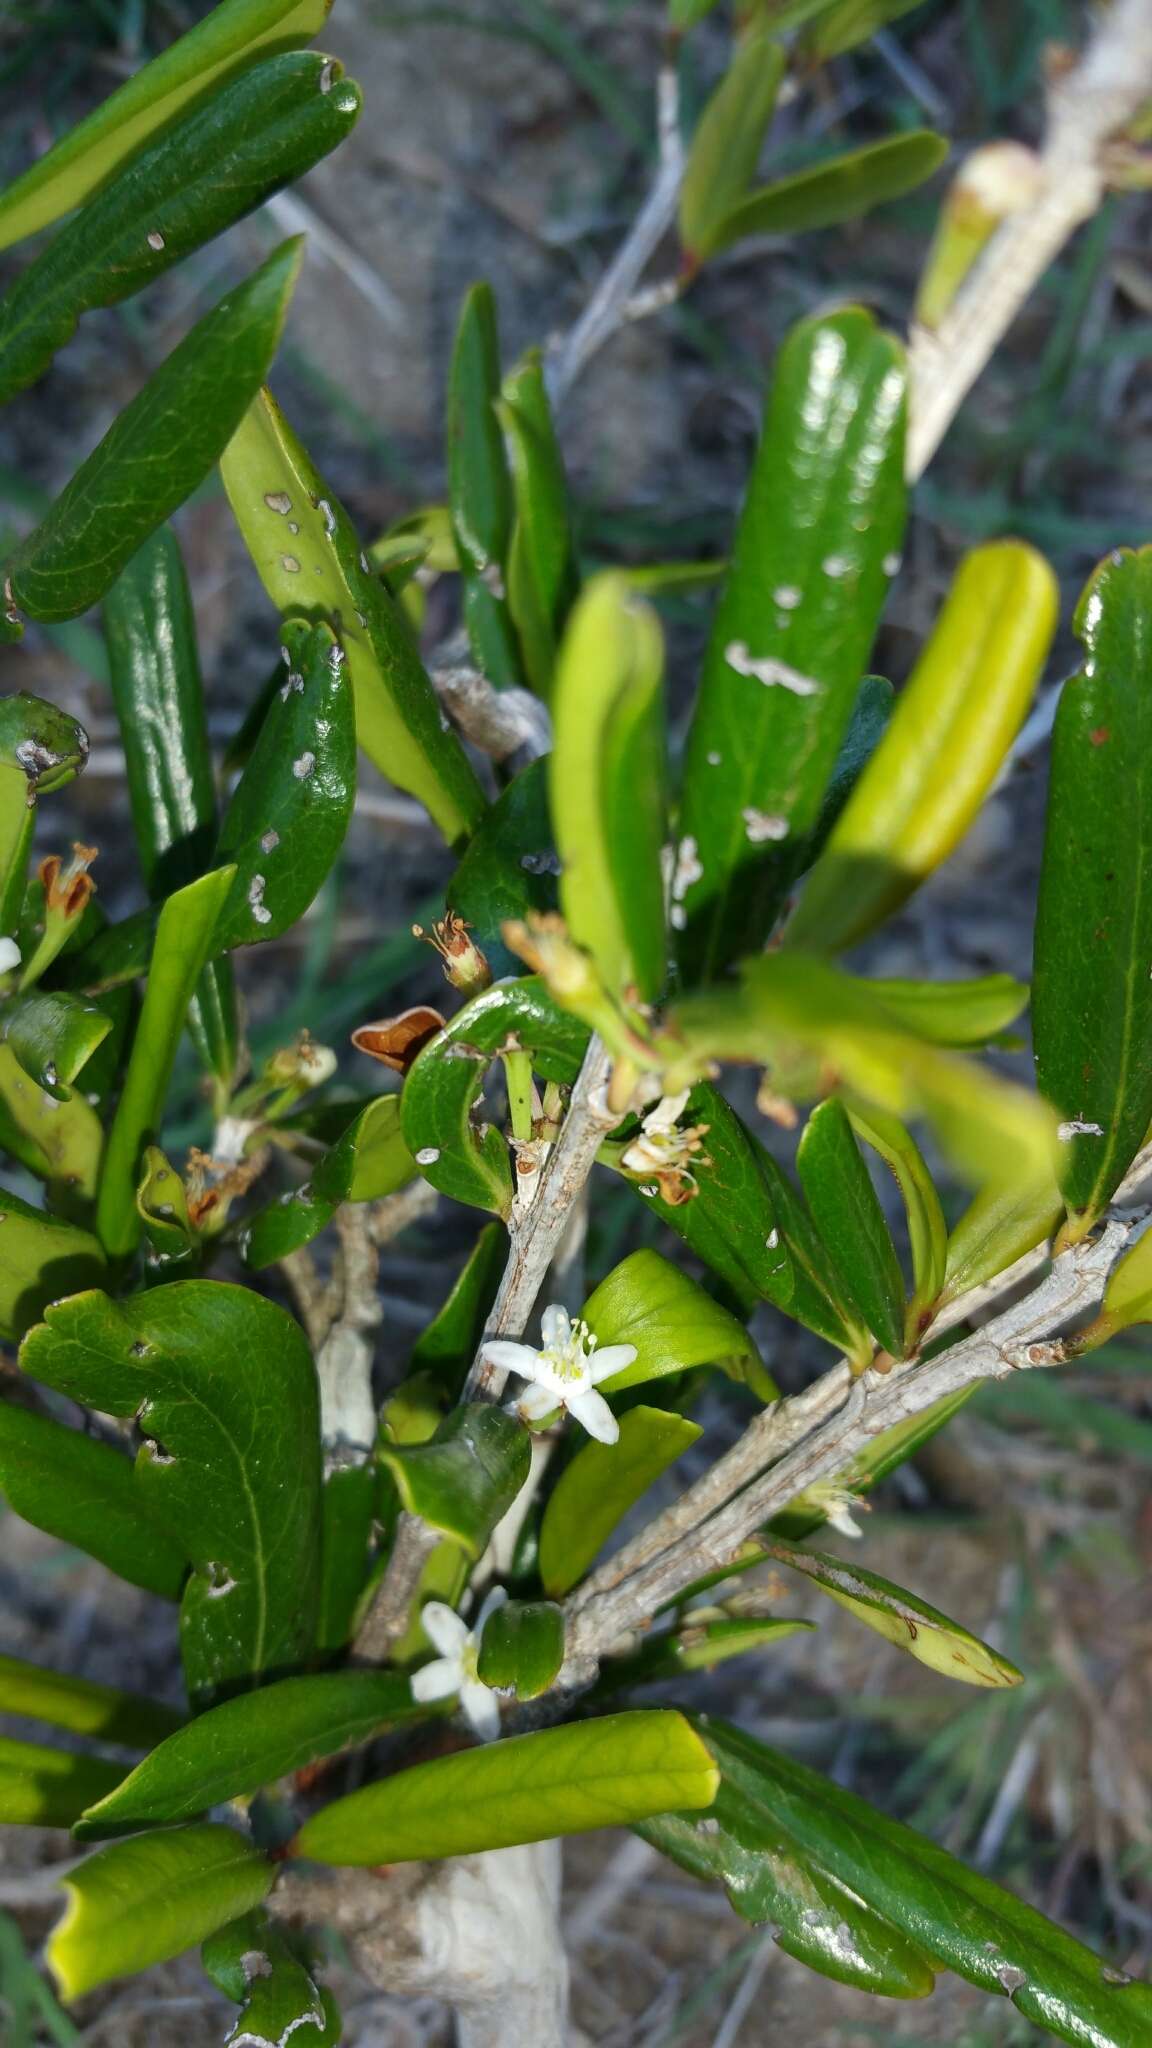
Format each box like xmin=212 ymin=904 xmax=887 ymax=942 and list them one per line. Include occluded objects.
xmin=588 ymin=1343 xmax=638 ymax=1385
xmin=481 ymin=1340 xmax=543 ymax=1377
xmin=461 ymin=1679 xmax=502 ymax=1743
xmin=568 ymin=1388 xmax=620 ymax=1444
xmin=420 ymin=1601 xmax=470 ymax=1657
xmin=517 ymin=1382 xmax=559 ymax=1423
xmin=475 ymin=1584 xmax=509 ymax=1630
xmin=539 ymin=1303 xmax=571 ymax=1349
xmin=644 ymin=1090 xmax=690 ymax=1133
xmin=411 ymin=1657 xmax=460 ymax=1703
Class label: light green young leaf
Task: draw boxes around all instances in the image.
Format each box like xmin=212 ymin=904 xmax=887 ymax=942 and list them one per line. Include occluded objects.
xmin=581 ymin=1248 xmax=770 ymax=1396
xmin=245 ymin=1097 xmax=414 ymax=1268
xmin=708 ymin=131 xmax=947 ymax=252
xmin=498 ymin=350 xmax=579 ymax=697
xmin=0 ymin=1736 xmax=124 ymax=1829
xmin=538 ymin=1406 xmax=702 ymax=1598
xmin=294 ymin=1711 xmax=719 ymax=1864
xmin=47 ymin=1825 xmax=274 ymax=2000
xmin=0 ymin=1654 xmax=182 ymax=1752
xmin=940 ymin=1173 xmax=1062 ymax=1309
xmin=0 ymin=0 xmax=335 ymax=250
xmin=680 ymin=34 xmax=784 ymax=265
xmin=765 ymin=1542 xmax=1023 ymax=1687
xmin=0 ymin=1186 xmax=107 ymax=1341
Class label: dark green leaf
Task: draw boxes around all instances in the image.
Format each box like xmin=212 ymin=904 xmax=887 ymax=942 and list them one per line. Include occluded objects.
xmin=0 ymin=690 xmax=89 ymax=795
xmin=679 ymin=34 xmax=784 ymax=265
xmin=294 ymin=1710 xmax=719 ymax=1864
xmin=498 ymin=349 xmax=579 ymax=696
xmin=447 ymin=282 xmax=522 ymax=688
xmin=213 ymin=618 xmax=356 ymax=949
xmin=95 ymin=867 xmax=235 ymax=1257
xmin=709 ymin=131 xmax=947 ymax=251
xmin=103 ymin=524 xmax=237 ymax=1085
xmin=400 ymin=977 xmax=588 ymax=1217
xmin=697 ymin=1719 xmax=1152 ymax=2047
xmin=797 ymin=1098 xmax=906 ymax=1357
xmin=21 ymin=1282 xmax=322 ymax=1705
xmin=538 ymin=1405 xmax=701 ymax=1598
xmin=638 ymin=1806 xmax=935 ymax=1998
xmin=409 ymin=1220 xmax=506 ymax=1398
xmin=203 ymin=1909 xmax=337 ymax=2046
xmin=771 ymin=671 xmax=893 ymax=900
xmin=47 ymin=1824 xmax=273 ymax=2001
xmin=789 ymin=542 xmax=1058 ymax=951
xmin=676 ymin=309 xmax=906 ymax=978
xmin=0 ymin=1736 xmax=124 ymax=1829
xmin=378 ymin=1404 xmax=529 ymax=1561
xmin=0 ymin=1654 xmax=183 ymax=1751
xmin=476 ymin=1599 xmax=564 ymax=1699
xmin=76 ymin=1671 xmax=418 ymax=1836
xmin=244 ymin=1096 xmax=414 ymax=1267
xmin=865 ymin=973 xmax=1030 ymax=1047
xmin=0 ymin=1186 xmax=108 ymax=1340
xmin=447 ymin=757 xmax=558 ymax=978
xmin=316 ymin=1463 xmax=376 ymax=1654
xmin=844 ymin=1100 xmax=946 ymax=1335
xmin=551 ymin=573 xmax=668 ymax=1000
xmin=0 ymin=53 xmax=359 ymax=406
xmin=6 ymin=241 xmax=303 ymax=622
xmin=0 ymin=1403 xmax=187 ymax=1599
xmin=0 ymin=0 xmax=335 ymax=249
xmin=219 ymin=385 xmax=486 ymax=844
xmin=581 ymin=1248 xmax=770 ymax=1396
xmin=1033 ymin=547 xmax=1152 ymax=1236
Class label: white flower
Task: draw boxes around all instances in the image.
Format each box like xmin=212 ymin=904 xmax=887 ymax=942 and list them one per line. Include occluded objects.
xmin=0 ymin=936 xmax=20 ymax=975
xmin=620 ymin=1091 xmax=710 ymax=1205
xmin=410 ymin=1586 xmax=507 ymax=1741
xmin=482 ymin=1304 xmax=636 ymax=1445
xmin=790 ymin=1480 xmax=870 ymax=1540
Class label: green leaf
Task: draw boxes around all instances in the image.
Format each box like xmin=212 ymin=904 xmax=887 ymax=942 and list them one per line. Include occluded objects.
xmin=294 ymin=1710 xmax=719 ymax=1864
xmin=103 ymin=524 xmax=237 ymax=1086
xmin=213 ymin=619 xmax=356 ymax=949
xmin=803 ymin=0 xmax=930 ymax=61
xmin=476 ymin=1599 xmax=564 ymax=1699
xmin=697 ymin=1719 xmax=1152 ymax=2046
xmin=203 ymin=1909 xmax=336 ymax=2047
xmin=0 ymin=690 xmax=89 ymax=796
xmin=21 ymin=1282 xmax=322 ymax=1705
xmin=47 ymin=1824 xmax=273 ymax=2001
xmin=676 ymin=309 xmax=907 ymax=978
xmin=581 ymin=1248 xmax=768 ymax=1395
xmin=771 ymin=671 xmax=893 ymax=900
xmin=378 ymin=1404 xmax=529 ymax=1562
xmin=1093 ymin=1222 xmax=1152 ymax=1341
xmin=798 ymin=1099 xmax=906 ymax=1357
xmin=709 ymin=131 xmax=947 ymax=251
xmin=844 ymin=1100 xmax=946 ymax=1337
xmin=0 ymin=1736 xmax=125 ymax=1829
xmin=538 ymin=1405 xmax=702 ymax=1598
xmin=680 ymin=34 xmax=784 ymax=265
xmin=316 ymin=1463 xmax=376 ymax=1653
xmin=764 ymin=1542 xmax=1023 ymax=1687
xmin=0 ymin=1186 xmax=108 ymax=1340
xmin=447 ymin=757 xmax=558 ymax=977
xmin=76 ymin=1671 xmax=417 ymax=1837
xmin=219 ymin=385 xmax=486 ymax=844
xmin=136 ymin=1145 xmax=199 ymax=1271
xmin=400 ymin=977 xmax=589 ymax=1217
xmin=245 ymin=1097 xmax=414 ymax=1268
xmin=864 ymin=973 xmax=1030 ymax=1047
xmin=0 ymin=53 xmax=359 ymax=408
xmin=409 ymin=1220 xmax=506 ymax=1399
xmin=498 ymin=349 xmax=579 ymax=697
xmin=1033 ymin=547 xmax=1152 ymax=1235
xmin=550 ymin=573 xmax=667 ymax=1000
xmin=788 ymin=541 xmax=1058 ymax=952
xmin=0 ymin=1403 xmax=187 ymax=1599
xmin=95 ymin=867 xmax=236 ymax=1258
xmin=940 ymin=1173 xmax=1062 ymax=1308
xmin=616 ymin=1616 xmax=815 ymax=1685
xmin=1 ymin=989 xmax=110 ymax=1100
xmin=638 ymin=1806 xmax=935 ymax=1999
xmin=6 ymin=241 xmax=303 ymax=623
xmin=0 ymin=0 xmax=335 ymax=250
xmin=666 ymin=952 xmax=1055 ymax=1190
xmin=0 ymin=1042 xmax=104 ymax=1205
xmin=0 ymin=1654 xmax=182 ymax=1752
xmin=447 ymin=283 xmax=522 ymax=688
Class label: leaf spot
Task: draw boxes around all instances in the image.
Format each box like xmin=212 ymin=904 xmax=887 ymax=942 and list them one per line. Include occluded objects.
xmin=293 ymin=752 xmax=316 ymax=780
xmin=248 ymin=875 xmax=273 ymax=926
xmin=260 ymin=829 xmax=280 ymax=854
xmin=415 ymin=1147 xmax=441 ymax=1166
xmin=724 ymin=642 xmax=820 ymax=697
xmin=264 ymin=492 xmax=292 ymax=516
xmin=282 ymin=556 xmax=302 ymax=575
xmin=147 ymin=229 xmax=165 ymax=252
xmin=742 ymin=808 xmax=789 ymax=843
xmin=1056 ymin=1119 xmax=1104 ymax=1140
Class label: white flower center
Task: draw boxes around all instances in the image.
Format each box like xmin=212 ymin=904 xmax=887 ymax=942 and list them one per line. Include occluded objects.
xmin=538 ymin=1316 xmax=597 ymax=1389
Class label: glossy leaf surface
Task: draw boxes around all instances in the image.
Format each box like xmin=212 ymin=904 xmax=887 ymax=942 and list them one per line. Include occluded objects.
xmin=538 ymin=1405 xmax=701 ymax=1598
xmin=845 ymin=1100 xmax=946 ymax=1335
xmin=789 ymin=542 xmax=1058 ymax=951
xmin=797 ymin=1098 xmax=906 ymax=1357
xmin=0 ymin=53 xmax=359 ymax=406
xmin=22 ymin=1282 xmax=322 ymax=1705
xmin=379 ymin=1404 xmax=529 ymax=1561
xmin=245 ymin=1097 xmax=414 ymax=1267
xmin=1033 ymin=547 xmax=1152 ymax=1232
xmin=0 ymin=1403 xmax=187 ymax=1599
xmin=550 ymin=573 xmax=667 ymax=1000
xmin=476 ymin=1599 xmax=564 ymax=1699
xmin=77 ymin=1672 xmax=417 ymax=1836
xmin=48 ymin=1824 xmax=273 ymax=2000
xmin=213 ymin=619 xmax=355 ymax=949
xmin=295 ymin=1711 xmax=719 ymax=1864
xmin=7 ymin=242 xmax=303 ymax=622
xmin=708 ymin=131 xmax=947 ymax=250
xmin=447 ymin=757 xmax=558 ymax=977
xmin=0 ymin=1185 xmax=108 ymax=1340
xmin=203 ymin=1909 xmax=336 ymax=2046
xmin=677 ymin=310 xmax=906 ymax=977
xmin=220 ymin=385 xmax=485 ymax=844
xmin=581 ymin=1248 xmax=767 ymax=1395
